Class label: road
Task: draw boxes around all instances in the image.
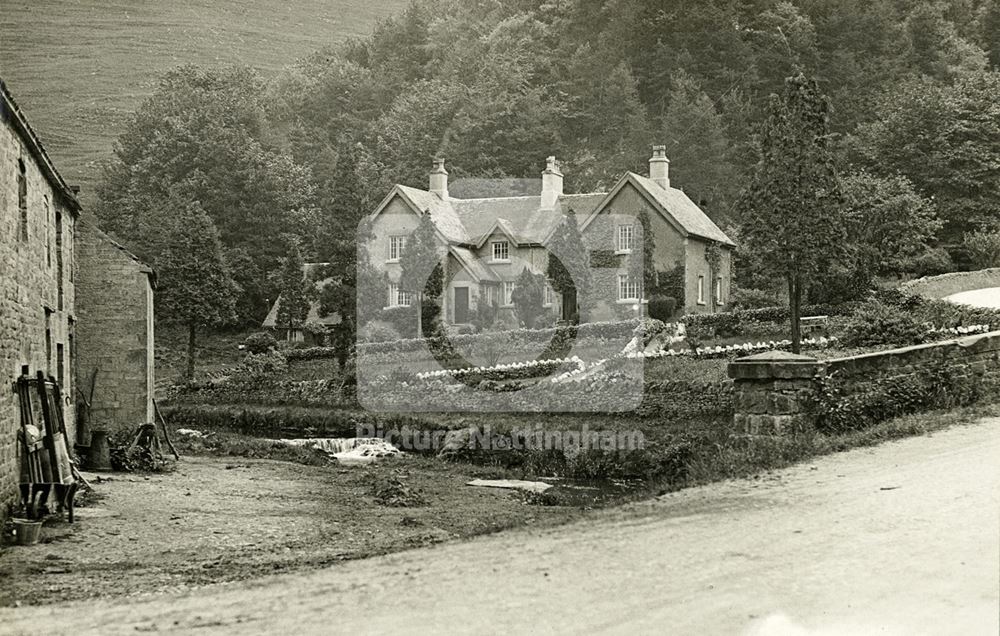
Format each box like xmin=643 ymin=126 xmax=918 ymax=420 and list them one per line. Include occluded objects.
xmin=946 ymin=287 xmax=1000 ymax=310
xmin=3 ymin=420 xmax=999 ymax=635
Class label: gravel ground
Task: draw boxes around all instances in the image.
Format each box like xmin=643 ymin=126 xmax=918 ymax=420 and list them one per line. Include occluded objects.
xmin=2 ymin=418 xmax=997 ymax=635
xmin=0 ymin=454 xmax=581 ymax=607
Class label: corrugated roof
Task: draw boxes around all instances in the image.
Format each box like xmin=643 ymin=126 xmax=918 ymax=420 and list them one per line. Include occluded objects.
xmin=629 ymin=173 xmax=735 ymax=245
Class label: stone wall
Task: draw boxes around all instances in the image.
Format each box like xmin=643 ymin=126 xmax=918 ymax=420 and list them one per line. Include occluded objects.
xmin=729 ymin=332 xmax=1000 ymax=435
xmin=75 ymin=221 xmax=155 ymax=436
xmin=0 ymin=105 xmax=78 ymax=515
xmin=901 ymin=268 xmax=1000 ymax=300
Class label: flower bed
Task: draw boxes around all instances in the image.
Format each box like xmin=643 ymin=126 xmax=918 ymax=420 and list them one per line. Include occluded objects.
xmin=628 ymin=336 xmax=840 ymax=360
xmin=416 ymin=356 xmax=585 ymax=383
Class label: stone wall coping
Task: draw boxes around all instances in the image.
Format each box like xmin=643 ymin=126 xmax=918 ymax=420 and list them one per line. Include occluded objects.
xmin=826 ymin=330 xmax=1000 ymax=369
xmin=728 ymin=350 xmax=823 ymax=380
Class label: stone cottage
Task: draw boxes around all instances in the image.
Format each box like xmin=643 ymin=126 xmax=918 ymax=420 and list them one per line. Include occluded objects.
xmin=74 ymin=221 xmax=156 ymax=431
xmin=0 ymin=79 xmax=81 ymax=512
xmin=262 ymin=262 xmax=342 ymax=344
xmin=366 ymin=147 xmax=735 ymax=327
xmin=0 ymin=79 xmax=156 ymax=517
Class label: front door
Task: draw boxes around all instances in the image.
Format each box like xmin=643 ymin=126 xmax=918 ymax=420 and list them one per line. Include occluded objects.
xmin=454 ymin=287 xmax=470 ymax=324
xmin=561 ymin=288 xmax=577 ymax=322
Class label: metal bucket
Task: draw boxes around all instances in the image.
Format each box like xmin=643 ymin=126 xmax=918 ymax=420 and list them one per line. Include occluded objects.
xmin=12 ymin=519 xmax=43 ymax=545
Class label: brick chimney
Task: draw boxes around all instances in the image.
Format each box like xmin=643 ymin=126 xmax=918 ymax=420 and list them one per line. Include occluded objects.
xmin=429 ymin=158 xmax=448 ymax=199
xmin=649 ymin=145 xmax=670 ymax=189
xmin=540 ymin=156 xmax=563 ymax=210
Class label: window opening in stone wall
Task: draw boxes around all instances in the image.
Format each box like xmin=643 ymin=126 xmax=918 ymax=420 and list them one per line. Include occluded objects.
xmin=18 ymin=158 xmax=28 ymax=241
xmin=56 ymin=210 xmax=64 ymax=310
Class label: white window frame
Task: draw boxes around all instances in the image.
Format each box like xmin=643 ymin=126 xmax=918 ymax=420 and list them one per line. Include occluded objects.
xmin=502 ymin=281 xmax=515 ymax=306
xmin=491 ymin=240 xmax=510 ymax=262
xmin=617 ymin=274 xmax=639 ymax=302
xmin=388 ymin=283 xmax=412 ymax=307
xmin=544 ymin=284 xmax=555 ymax=307
xmin=616 ymin=224 xmax=634 ymax=254
xmin=387 ymin=235 xmax=406 ymax=263
xmin=715 ymin=276 xmax=724 ymax=305
xmin=697 ymin=275 xmax=706 ymax=305
xmin=485 ymin=285 xmax=498 ymax=307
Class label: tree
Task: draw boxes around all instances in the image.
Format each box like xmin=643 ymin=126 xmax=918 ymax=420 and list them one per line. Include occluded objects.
xmin=737 ymin=74 xmax=847 ymax=353
xmin=95 ymin=65 xmax=319 ymax=324
xmin=852 ymin=71 xmax=1000 ymax=243
xmin=810 ymin=171 xmax=940 ymax=304
xmin=963 ymin=227 xmax=1000 ymax=269
xmin=842 ymin=171 xmax=941 ymax=276
xmin=511 ymin=268 xmax=546 ymax=328
xmin=659 ymin=71 xmax=737 ymax=215
xmin=399 ymin=213 xmax=441 ymax=337
xmin=274 ymin=242 xmax=312 ymax=338
xmin=547 ymin=211 xmax=591 ymax=322
xmin=154 ymin=194 xmax=239 ymax=380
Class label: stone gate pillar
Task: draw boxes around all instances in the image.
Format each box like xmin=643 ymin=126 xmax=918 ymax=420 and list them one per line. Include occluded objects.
xmin=727 ymin=351 xmax=825 ymax=435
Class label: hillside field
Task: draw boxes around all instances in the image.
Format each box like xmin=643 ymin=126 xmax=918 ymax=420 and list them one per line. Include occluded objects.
xmin=0 ymin=0 xmax=406 ymax=206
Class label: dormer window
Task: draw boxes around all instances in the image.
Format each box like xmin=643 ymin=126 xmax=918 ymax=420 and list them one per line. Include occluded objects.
xmin=616 ymin=224 xmax=634 ymax=253
xmin=491 ymin=240 xmax=510 ymax=262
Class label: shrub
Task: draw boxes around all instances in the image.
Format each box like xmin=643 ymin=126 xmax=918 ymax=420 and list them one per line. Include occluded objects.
xmin=379 ymin=306 xmax=418 ymax=338
xmin=230 ymin=350 xmax=288 ymax=384
xmin=814 ymin=363 xmax=986 ymax=433
xmin=908 ymin=247 xmax=954 ymax=277
xmin=360 ymin=320 xmax=402 ymax=343
xmin=963 ymin=227 xmax=1000 ymax=269
xmin=840 ymin=301 xmax=928 ymax=348
xmin=729 ymin=288 xmax=782 ymax=311
xmin=244 ymin=331 xmax=278 ymax=354
xmin=647 ymin=295 xmax=677 ymax=321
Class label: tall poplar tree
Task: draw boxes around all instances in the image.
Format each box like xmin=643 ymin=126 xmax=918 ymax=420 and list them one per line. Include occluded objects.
xmin=737 ymin=74 xmax=847 ymax=353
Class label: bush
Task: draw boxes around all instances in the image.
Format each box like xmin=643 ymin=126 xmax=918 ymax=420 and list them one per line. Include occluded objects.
xmin=963 ymin=227 xmax=1000 ymax=269
xmin=908 ymin=247 xmax=954 ymax=277
xmin=244 ymin=331 xmax=278 ymax=354
xmin=815 ymin=363 xmax=986 ymax=433
xmin=729 ymin=288 xmax=782 ymax=311
xmin=840 ymin=301 xmax=928 ymax=348
xmin=379 ymin=306 xmax=418 ymax=338
xmin=647 ymin=295 xmax=677 ymax=321
xmin=230 ymin=350 xmax=288 ymax=383
xmin=360 ymin=320 xmax=402 ymax=343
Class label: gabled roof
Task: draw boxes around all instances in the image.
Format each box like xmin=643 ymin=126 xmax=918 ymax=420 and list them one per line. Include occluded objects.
xmin=373 ymin=169 xmax=733 ymax=250
xmin=262 ymin=262 xmax=342 ymax=329
xmin=450 ymin=246 xmax=500 ymax=282
xmin=382 ymin=185 xmax=468 ymax=244
xmin=474 ymin=217 xmax=521 ymax=248
xmin=581 ymin=172 xmax=734 ymax=246
xmin=0 ymin=79 xmax=82 ymax=215
xmin=80 ymin=219 xmax=157 ymax=288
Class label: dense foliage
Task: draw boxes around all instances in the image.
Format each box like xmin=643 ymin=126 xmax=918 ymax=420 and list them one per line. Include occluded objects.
xmin=96 ymin=0 xmax=1000 ymax=333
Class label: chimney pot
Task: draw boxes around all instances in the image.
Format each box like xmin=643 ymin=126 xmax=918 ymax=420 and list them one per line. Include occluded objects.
xmin=429 ymin=158 xmax=448 ymax=199
xmin=541 ymin=156 xmax=563 ymax=209
xmin=649 ymin=145 xmax=670 ymax=189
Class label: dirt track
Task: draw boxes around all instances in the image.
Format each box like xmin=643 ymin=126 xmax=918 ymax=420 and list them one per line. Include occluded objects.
xmin=3 ymin=420 xmax=998 ymax=635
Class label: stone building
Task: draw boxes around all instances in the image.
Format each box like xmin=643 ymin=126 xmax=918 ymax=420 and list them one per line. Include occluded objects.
xmin=0 ymin=79 xmax=81 ymax=511
xmin=74 ymin=221 xmax=156 ymax=432
xmin=1 ymin=79 xmax=156 ymax=517
xmin=367 ymin=147 xmax=734 ymax=327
